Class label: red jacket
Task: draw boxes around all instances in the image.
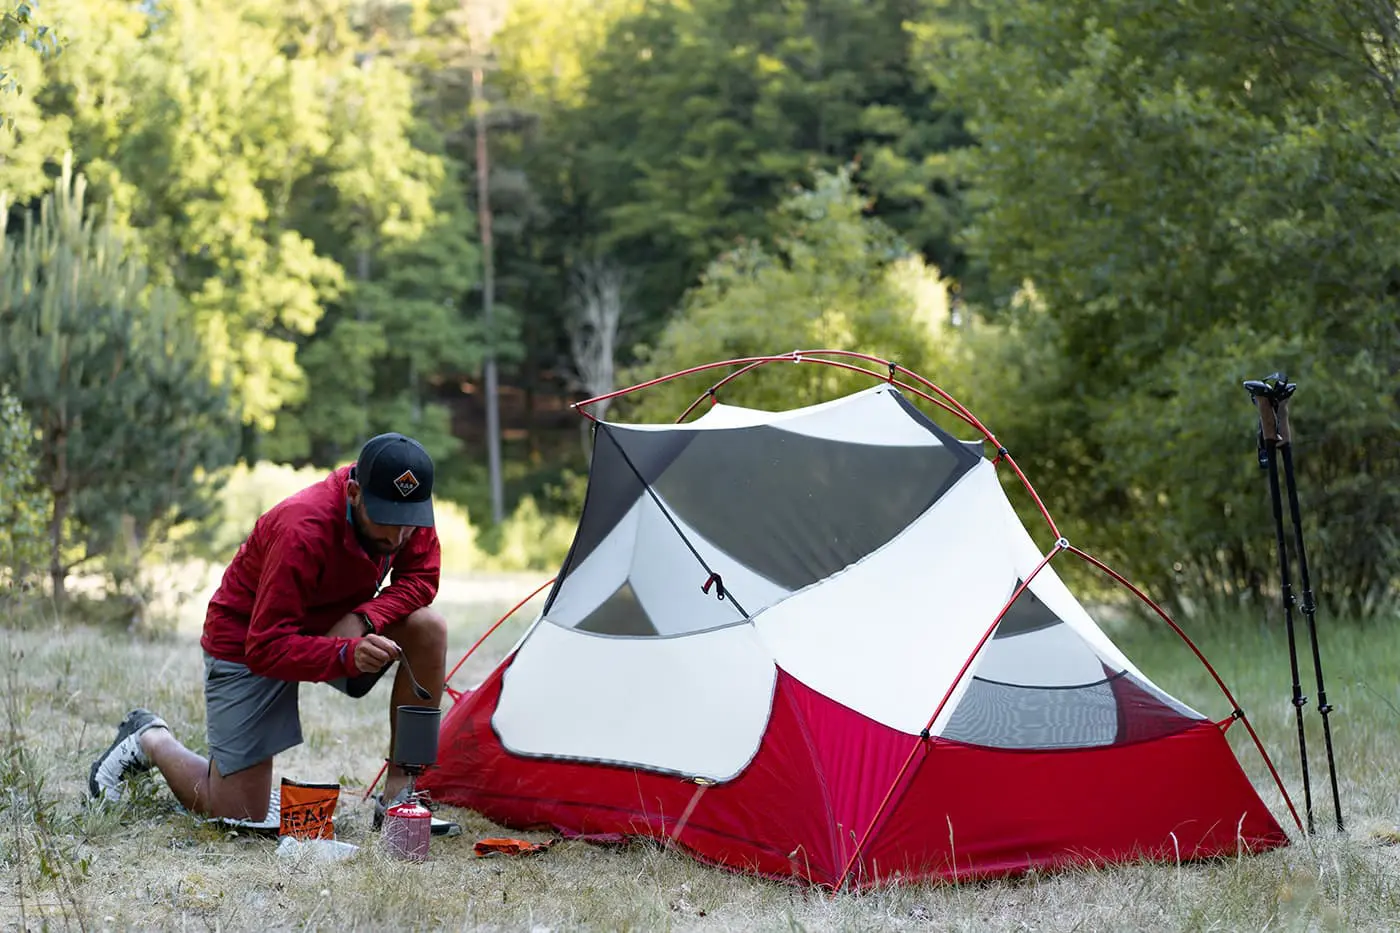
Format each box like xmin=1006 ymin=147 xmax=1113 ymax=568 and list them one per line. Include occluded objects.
xmin=200 ymin=464 xmax=441 ymax=682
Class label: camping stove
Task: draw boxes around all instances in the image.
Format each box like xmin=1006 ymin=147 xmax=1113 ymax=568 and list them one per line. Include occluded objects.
xmin=382 ymin=704 xmax=439 ymax=861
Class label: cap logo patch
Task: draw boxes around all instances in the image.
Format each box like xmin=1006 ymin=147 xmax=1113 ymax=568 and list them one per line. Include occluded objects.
xmin=393 ymin=470 xmax=420 ymax=497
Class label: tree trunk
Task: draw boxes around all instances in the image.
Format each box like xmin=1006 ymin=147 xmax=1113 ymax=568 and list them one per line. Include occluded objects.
xmin=474 ymin=63 xmax=506 ymax=525
xmin=48 ymin=417 xmax=68 ymax=606
xmin=49 ymin=489 xmax=67 ymax=606
xmin=567 ymin=256 xmax=626 ymax=462
xmin=358 ymin=246 xmax=371 ymax=418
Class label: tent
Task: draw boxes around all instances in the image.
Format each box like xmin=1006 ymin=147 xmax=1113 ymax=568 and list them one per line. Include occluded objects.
xmin=416 ymin=351 xmax=1296 ymax=888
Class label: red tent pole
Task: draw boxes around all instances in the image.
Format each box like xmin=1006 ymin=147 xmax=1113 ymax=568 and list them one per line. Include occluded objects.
xmin=654 ymin=352 xmax=1061 ymax=541
xmin=674 ymin=359 xmax=773 ymax=422
xmin=833 ymin=544 xmax=1065 ymax=891
xmin=360 ymin=575 xmax=556 ymax=801
xmin=671 ymin=354 xmax=975 ymax=427
xmin=576 ymin=350 xmax=979 ymax=429
xmin=1066 ymin=546 xmax=1304 ymax=833
xmin=444 ymin=575 xmax=557 ymax=688
xmin=572 ymin=354 xmax=804 ymax=412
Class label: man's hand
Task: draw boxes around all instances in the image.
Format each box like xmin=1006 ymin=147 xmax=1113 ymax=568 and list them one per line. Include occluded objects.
xmin=353 ymin=633 xmax=400 ymax=674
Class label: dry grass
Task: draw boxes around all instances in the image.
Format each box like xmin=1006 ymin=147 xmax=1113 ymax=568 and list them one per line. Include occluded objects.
xmin=2 ymin=574 xmax=1398 ymax=932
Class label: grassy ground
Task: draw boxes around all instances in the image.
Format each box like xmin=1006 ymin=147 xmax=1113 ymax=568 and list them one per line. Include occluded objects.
xmin=1 ymin=574 xmax=1398 ymax=932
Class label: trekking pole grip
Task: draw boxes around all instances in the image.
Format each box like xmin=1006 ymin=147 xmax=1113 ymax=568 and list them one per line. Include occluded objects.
xmin=1243 ymin=372 xmax=1296 ymax=447
xmin=1252 ymin=393 xmax=1279 ymax=445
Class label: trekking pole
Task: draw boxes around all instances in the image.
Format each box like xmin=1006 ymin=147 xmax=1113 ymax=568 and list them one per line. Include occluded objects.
xmin=1242 ymin=373 xmax=1313 ymax=834
xmin=1256 ymin=374 xmax=1344 ymax=833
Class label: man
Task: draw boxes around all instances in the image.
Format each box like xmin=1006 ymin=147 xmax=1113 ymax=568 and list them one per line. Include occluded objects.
xmin=87 ymin=432 xmax=459 ymax=836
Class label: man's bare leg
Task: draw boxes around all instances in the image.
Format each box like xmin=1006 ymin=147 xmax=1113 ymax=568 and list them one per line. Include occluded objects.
xmin=381 ymin=606 xmax=447 ymax=799
xmin=139 ymin=729 xmax=274 ymax=822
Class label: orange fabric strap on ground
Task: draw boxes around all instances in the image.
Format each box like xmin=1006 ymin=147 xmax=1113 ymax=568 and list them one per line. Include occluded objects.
xmin=472 ymin=837 xmax=557 ymax=857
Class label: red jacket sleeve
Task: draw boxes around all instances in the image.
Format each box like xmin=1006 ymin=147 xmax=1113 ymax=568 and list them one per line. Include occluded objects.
xmin=243 ymin=524 xmax=361 ymax=682
xmin=352 ymin=525 xmax=441 ymax=631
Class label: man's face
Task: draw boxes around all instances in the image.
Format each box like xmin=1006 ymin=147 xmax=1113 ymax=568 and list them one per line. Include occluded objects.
xmin=347 ymin=480 xmax=413 ymax=556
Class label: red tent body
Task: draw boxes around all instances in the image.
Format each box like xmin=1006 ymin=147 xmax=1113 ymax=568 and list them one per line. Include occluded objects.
xmin=423 ymin=664 xmax=1285 ymax=887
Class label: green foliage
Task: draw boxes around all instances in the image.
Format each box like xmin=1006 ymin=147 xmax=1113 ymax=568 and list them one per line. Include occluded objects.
xmin=0 ymin=35 xmax=68 ymax=197
xmin=618 ymin=167 xmax=953 ymax=423
xmin=0 ymin=153 xmax=239 ymax=604
xmin=270 ymin=72 xmax=484 ymax=465
xmin=476 ymin=493 xmax=576 ymax=573
xmin=40 ymin=0 xmax=347 ymax=435
xmin=569 ymin=0 xmax=971 ymax=324
xmin=0 ymin=0 xmax=63 ymax=101
xmin=487 ymin=0 xmax=972 ymax=380
xmin=0 ymin=386 xmax=48 ymax=589
xmin=930 ymin=0 xmax=1400 ymax=618
xmin=495 ymin=0 xmax=641 ymax=109
xmin=196 ymin=458 xmax=573 ymax=575
xmin=9 ymin=0 xmax=1396 ymax=594
xmin=23 ymin=0 xmax=519 ymax=476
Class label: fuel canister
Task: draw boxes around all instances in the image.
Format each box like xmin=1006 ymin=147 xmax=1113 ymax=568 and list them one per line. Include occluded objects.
xmin=382 ymin=800 xmax=431 ymax=861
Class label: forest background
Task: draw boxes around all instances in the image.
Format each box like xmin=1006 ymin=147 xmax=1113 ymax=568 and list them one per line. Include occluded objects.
xmin=0 ymin=0 xmax=1396 ymax=628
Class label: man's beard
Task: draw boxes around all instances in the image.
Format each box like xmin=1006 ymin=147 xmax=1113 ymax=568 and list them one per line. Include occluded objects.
xmin=352 ymin=510 xmax=403 ymax=556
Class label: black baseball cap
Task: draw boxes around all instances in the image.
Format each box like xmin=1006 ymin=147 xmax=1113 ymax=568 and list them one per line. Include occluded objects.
xmin=354 ymin=433 xmax=435 ymax=528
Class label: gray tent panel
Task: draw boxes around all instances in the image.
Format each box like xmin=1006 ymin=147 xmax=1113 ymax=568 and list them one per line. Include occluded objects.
xmin=942 ymin=675 xmax=1123 ymax=748
xmin=992 ymin=580 xmax=1064 ymax=639
xmin=545 ymin=387 xmax=983 ymax=625
xmin=648 ymin=425 xmax=977 ymax=591
xmin=574 ymin=581 xmax=659 ymax=637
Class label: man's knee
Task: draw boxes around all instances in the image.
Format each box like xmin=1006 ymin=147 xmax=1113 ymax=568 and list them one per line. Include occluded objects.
xmin=402 ymin=605 xmax=447 ymax=652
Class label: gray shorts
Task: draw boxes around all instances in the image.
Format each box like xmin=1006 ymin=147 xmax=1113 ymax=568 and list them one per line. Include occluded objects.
xmin=203 ymin=653 xmax=386 ymax=776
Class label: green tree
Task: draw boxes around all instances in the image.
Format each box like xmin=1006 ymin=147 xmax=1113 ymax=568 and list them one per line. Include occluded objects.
xmin=620 ymin=167 xmax=953 ymax=424
xmin=37 ymin=0 xmax=493 ymax=470
xmin=0 ymin=25 xmax=67 ymax=196
xmin=931 ymin=0 xmax=1400 ymax=617
xmin=474 ymin=0 xmax=973 ymax=405
xmin=269 ymin=54 xmax=483 ymax=466
xmin=0 ymin=386 xmax=48 ymax=592
xmin=483 ymin=0 xmax=642 ymax=455
xmin=41 ymin=0 xmax=344 ymax=443
xmin=564 ymin=0 xmax=971 ymax=332
xmin=0 ymin=0 xmax=62 ymax=103
xmin=0 ymin=153 xmax=239 ymax=605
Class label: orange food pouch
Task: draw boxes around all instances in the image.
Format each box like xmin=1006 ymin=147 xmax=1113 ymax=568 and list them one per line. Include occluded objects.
xmin=278 ymin=777 xmax=340 ymax=840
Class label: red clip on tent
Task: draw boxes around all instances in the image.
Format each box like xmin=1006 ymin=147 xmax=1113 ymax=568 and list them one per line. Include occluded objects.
xmin=415 ymin=350 xmax=1296 ymax=889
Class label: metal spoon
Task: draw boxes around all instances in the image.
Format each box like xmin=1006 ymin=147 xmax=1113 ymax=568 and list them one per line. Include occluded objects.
xmin=397 ymin=649 xmax=432 ymax=701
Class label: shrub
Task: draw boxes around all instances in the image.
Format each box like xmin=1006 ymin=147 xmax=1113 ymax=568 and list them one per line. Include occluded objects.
xmin=193 ymin=460 xmax=488 ymax=574
xmin=617 ymin=167 xmax=954 ymax=425
xmin=477 ymin=494 xmax=577 ymax=573
xmin=0 ymin=387 xmax=48 ymax=593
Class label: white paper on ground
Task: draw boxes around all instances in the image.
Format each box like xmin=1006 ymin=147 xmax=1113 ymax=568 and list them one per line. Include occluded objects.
xmin=275 ymin=836 xmax=359 ymax=862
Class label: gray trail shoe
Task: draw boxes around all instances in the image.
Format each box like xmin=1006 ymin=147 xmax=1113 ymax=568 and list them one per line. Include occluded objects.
xmin=88 ymin=708 xmax=167 ymax=801
xmin=371 ymin=785 xmax=461 ymax=837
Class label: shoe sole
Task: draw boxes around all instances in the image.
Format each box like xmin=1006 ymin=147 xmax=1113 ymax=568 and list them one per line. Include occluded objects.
xmin=88 ymin=712 xmax=141 ymax=798
xmin=87 ymin=709 xmax=159 ymax=799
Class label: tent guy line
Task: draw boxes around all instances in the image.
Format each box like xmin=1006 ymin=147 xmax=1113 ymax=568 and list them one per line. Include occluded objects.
xmin=596 ymin=421 xmax=752 ymax=618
